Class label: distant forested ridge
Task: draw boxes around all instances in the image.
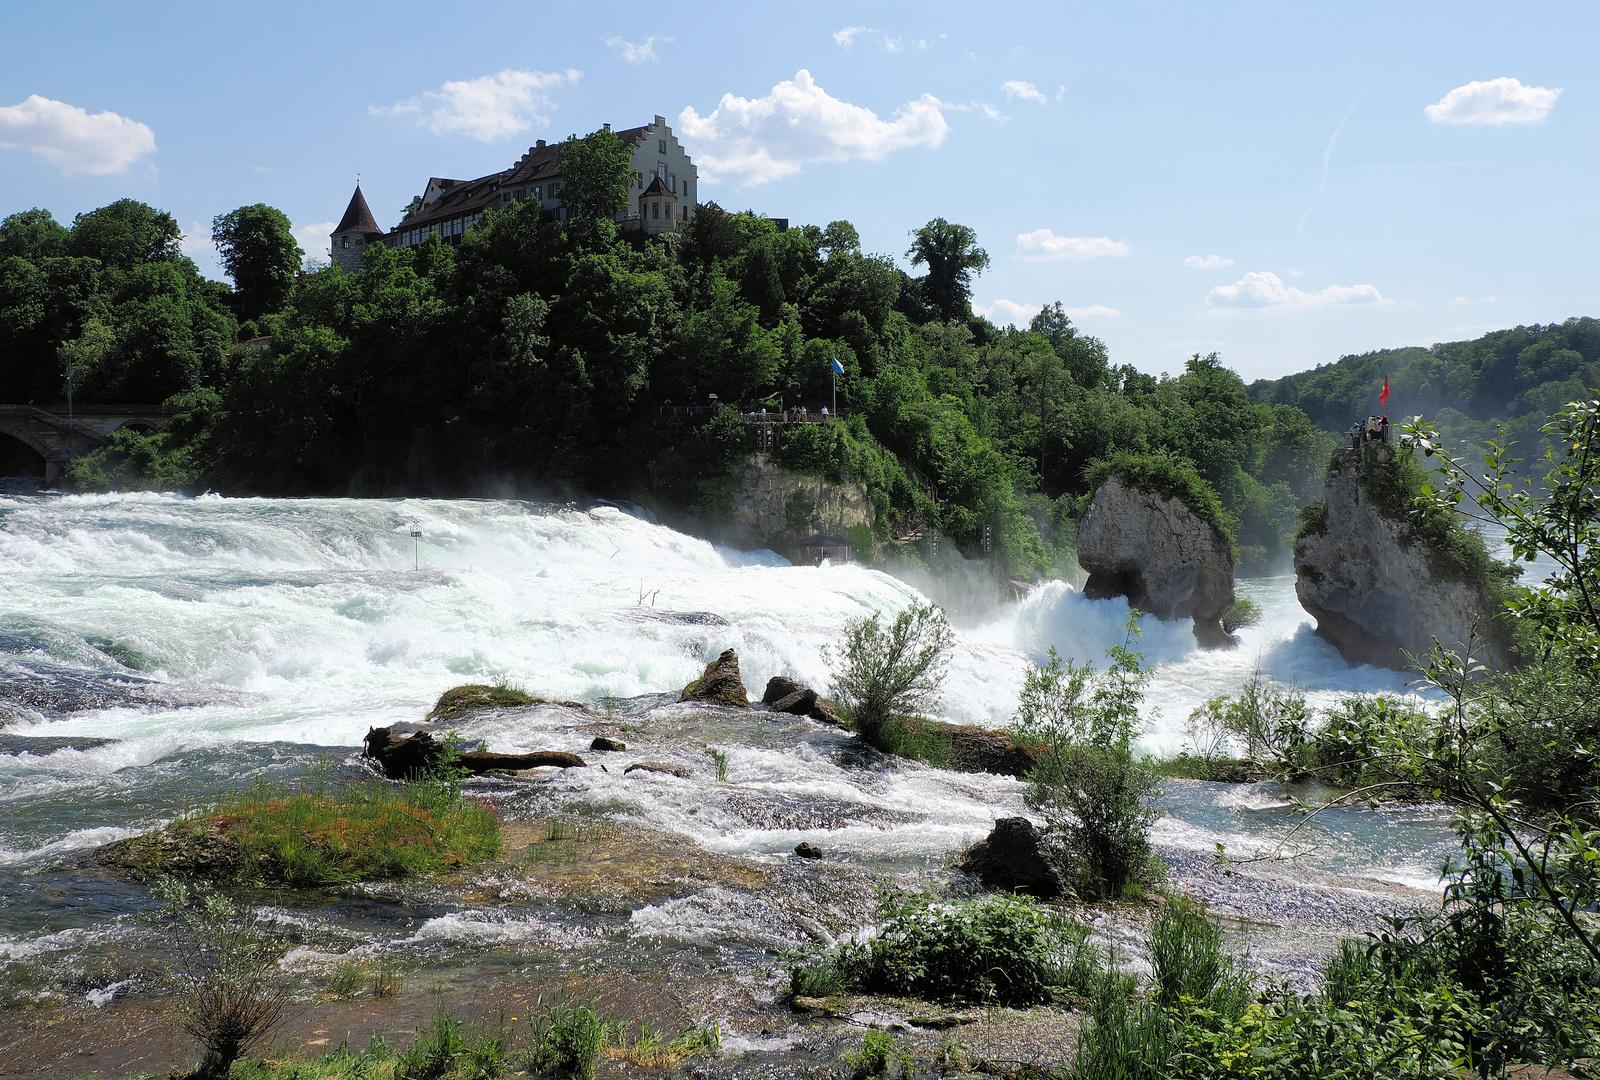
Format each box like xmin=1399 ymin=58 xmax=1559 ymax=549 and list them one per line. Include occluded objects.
xmin=0 ymin=130 xmax=1385 ymax=576
xmin=1250 ymin=318 xmax=1600 ymax=454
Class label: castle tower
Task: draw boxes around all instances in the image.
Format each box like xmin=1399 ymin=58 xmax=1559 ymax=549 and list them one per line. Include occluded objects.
xmin=638 ymin=175 xmax=679 ymax=236
xmin=330 ymin=185 xmax=386 ymax=273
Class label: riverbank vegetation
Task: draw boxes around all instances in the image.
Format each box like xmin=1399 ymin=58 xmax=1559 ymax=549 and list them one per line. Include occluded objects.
xmin=3 ymin=133 xmax=1357 ymax=575
xmin=113 ymin=771 xmax=501 ymax=886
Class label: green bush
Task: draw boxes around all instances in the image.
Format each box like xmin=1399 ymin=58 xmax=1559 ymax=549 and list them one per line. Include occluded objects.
xmin=846 ymin=1031 xmax=912 ymax=1080
xmin=1219 ymin=597 xmax=1261 ymax=635
xmin=526 ymin=998 xmax=614 ymax=1079
xmin=1009 ymin=620 xmax=1163 ymax=899
xmin=789 ymin=891 xmax=1088 ymax=1006
xmin=829 ymin=601 xmax=953 ymax=746
xmin=396 ymin=1011 xmax=507 ymax=1080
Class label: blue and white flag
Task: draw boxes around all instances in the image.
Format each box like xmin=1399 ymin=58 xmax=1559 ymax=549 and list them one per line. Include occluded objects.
xmin=831 ymin=357 xmax=845 ymax=375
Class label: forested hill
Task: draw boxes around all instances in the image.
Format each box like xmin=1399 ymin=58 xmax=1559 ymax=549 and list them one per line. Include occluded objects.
xmin=1249 ymin=318 xmax=1600 ymax=450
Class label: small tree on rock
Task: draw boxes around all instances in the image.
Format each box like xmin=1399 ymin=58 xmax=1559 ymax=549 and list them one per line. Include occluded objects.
xmin=830 ymin=602 xmax=954 ymax=742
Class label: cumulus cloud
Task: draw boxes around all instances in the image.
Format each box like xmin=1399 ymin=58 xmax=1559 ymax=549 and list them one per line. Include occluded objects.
xmin=1065 ymin=304 xmax=1120 ymax=319
xmin=294 ymin=221 xmax=337 ymax=262
xmin=1015 ymin=229 xmax=1130 ymax=261
xmin=1001 ymin=80 xmax=1046 ymax=104
xmin=1285 ymin=268 xmax=1305 ymax=277
xmin=1184 ymin=254 xmax=1233 ymax=269
xmin=678 ymin=70 xmax=948 ymax=187
xmin=606 ymin=35 xmax=668 ymax=63
xmin=973 ymin=299 xmax=1039 ymax=327
xmin=833 ymin=26 xmax=875 ymax=47
xmin=0 ymin=94 xmax=155 ymax=176
xmin=1425 ymin=77 xmax=1561 ymax=125
xmin=374 ymin=68 xmax=580 ymax=141
xmin=1207 ymin=271 xmax=1388 ymax=312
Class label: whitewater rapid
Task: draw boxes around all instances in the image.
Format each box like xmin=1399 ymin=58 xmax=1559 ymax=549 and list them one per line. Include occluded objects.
xmin=0 ymin=493 xmax=1460 ymax=982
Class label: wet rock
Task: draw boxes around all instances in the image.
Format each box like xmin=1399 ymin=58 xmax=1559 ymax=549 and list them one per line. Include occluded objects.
xmin=624 ymin=760 xmax=690 ymax=778
xmin=959 ymin=817 xmax=1072 ymax=899
xmin=363 ymin=726 xmax=585 ymax=779
xmin=679 ymin=649 xmax=751 ymax=708
xmin=1295 ymin=445 xmax=1515 ymax=672
xmin=946 ymin=726 xmax=1035 ymax=779
xmin=1077 ymin=473 xmax=1236 ymax=648
xmin=772 ymin=687 xmax=819 ymax=716
xmin=808 ymin=698 xmax=846 ymax=726
xmin=763 ymin=675 xmax=807 ymax=704
xmin=794 ymin=842 xmax=824 ymax=859
xmin=589 ymin=736 xmax=627 ymax=752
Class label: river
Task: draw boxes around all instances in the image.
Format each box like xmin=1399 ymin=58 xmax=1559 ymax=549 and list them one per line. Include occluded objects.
xmin=0 ymin=492 xmax=1463 ymax=1038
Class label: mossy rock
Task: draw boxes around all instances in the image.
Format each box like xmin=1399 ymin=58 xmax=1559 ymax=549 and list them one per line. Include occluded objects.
xmin=679 ymin=649 xmax=751 ymax=708
xmin=426 ymin=683 xmax=594 ymax=721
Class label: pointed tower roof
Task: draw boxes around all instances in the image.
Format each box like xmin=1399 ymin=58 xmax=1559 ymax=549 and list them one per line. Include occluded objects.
xmin=334 ymin=185 xmax=384 ymax=236
xmin=641 ymin=175 xmax=675 ymax=198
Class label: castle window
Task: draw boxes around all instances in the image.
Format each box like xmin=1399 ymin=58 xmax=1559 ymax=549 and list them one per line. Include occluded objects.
xmin=652 ymin=202 xmax=659 ymax=219
xmin=658 ymin=139 xmax=666 ymax=153
xmin=341 ymin=236 xmax=348 ymax=249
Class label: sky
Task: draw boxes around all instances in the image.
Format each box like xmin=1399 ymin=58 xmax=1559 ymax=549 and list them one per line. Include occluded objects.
xmin=2 ymin=0 xmax=1595 ymax=383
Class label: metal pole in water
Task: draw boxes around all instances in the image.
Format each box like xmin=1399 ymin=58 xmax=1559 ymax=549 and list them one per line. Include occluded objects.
xmin=410 ymin=528 xmax=422 ymax=570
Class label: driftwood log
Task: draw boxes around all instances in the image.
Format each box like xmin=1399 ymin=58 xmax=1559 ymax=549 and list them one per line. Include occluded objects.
xmin=363 ymin=726 xmax=586 ymax=779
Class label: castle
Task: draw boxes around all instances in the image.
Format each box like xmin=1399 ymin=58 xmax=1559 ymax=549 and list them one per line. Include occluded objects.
xmin=331 ymin=115 xmax=698 ymax=272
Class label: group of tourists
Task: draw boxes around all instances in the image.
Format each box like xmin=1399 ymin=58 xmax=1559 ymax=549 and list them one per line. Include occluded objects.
xmin=1349 ymin=415 xmax=1391 ymax=448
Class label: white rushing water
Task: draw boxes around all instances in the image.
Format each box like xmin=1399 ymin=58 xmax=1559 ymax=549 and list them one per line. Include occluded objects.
xmin=0 ymin=491 xmax=1461 ymax=966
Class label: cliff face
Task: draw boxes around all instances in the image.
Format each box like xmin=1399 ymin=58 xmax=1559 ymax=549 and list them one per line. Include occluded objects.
xmin=1077 ymin=475 xmax=1236 ymax=647
xmin=1293 ymin=446 xmax=1511 ymax=672
xmin=720 ymin=454 xmax=875 ymax=549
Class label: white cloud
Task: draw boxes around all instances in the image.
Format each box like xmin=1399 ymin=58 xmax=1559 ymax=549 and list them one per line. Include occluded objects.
xmin=606 ymin=36 xmax=668 ymax=63
xmin=1425 ymin=77 xmax=1561 ymax=125
xmin=833 ymin=26 xmax=874 ymax=47
xmin=1001 ymin=80 xmax=1046 ymax=104
xmin=1207 ymin=271 xmax=1388 ymax=313
xmin=180 ymin=221 xmax=214 ymax=260
xmin=974 ymin=299 xmax=1039 ymax=327
xmin=1285 ymin=268 xmax=1305 ymax=277
xmin=678 ymin=70 xmax=948 ymax=187
xmin=1065 ymin=304 xmax=1120 ymax=319
xmin=1015 ymin=229 xmax=1130 ymax=261
xmin=294 ymin=221 xmax=337 ymax=261
xmin=1184 ymin=254 xmax=1233 ymax=269
xmin=0 ymin=94 xmax=155 ymax=176
xmin=374 ymin=68 xmax=580 ymax=142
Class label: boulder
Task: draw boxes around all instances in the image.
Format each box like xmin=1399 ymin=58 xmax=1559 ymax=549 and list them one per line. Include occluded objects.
xmin=762 ymin=675 xmax=807 ymax=704
xmin=1077 ymin=474 xmax=1236 ymax=648
xmin=946 ymin=727 xmax=1035 ymax=780
xmin=794 ymin=842 xmax=824 ymax=859
xmin=363 ymin=727 xmax=586 ymax=779
xmin=959 ymin=817 xmax=1071 ymax=899
xmin=679 ymin=649 xmax=751 ymax=708
xmin=808 ymin=698 xmax=846 ymax=726
xmin=589 ymin=736 xmax=627 ymax=752
xmin=624 ymin=760 xmax=690 ymax=778
xmin=1294 ymin=445 xmax=1515 ymax=672
xmin=772 ymin=688 xmax=819 ymax=716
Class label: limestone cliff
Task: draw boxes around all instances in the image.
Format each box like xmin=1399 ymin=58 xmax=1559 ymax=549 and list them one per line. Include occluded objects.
xmin=720 ymin=454 xmax=875 ymax=550
xmin=1293 ymin=446 xmax=1513 ymax=672
xmin=1077 ymin=475 xmax=1236 ymax=647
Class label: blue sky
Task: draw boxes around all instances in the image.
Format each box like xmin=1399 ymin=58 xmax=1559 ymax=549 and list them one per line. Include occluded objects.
xmin=2 ymin=1 xmax=1594 ymax=382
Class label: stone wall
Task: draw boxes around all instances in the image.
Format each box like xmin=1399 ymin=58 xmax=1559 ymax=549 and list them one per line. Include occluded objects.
xmin=720 ymin=454 xmax=875 ymax=550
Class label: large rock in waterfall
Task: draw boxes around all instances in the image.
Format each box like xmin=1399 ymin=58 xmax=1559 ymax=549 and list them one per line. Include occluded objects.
xmin=959 ymin=817 xmax=1071 ymax=899
xmin=1076 ymin=474 xmax=1236 ymax=647
xmin=1294 ymin=445 xmax=1515 ymax=672
xmin=679 ymin=648 xmax=751 ymax=707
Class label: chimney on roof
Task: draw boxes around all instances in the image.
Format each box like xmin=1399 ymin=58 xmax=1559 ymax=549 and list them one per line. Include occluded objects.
xmin=654 ymin=114 xmax=665 ymax=126
xmin=536 ymin=139 xmax=546 ymax=148
xmin=603 ymin=123 xmax=611 ymax=131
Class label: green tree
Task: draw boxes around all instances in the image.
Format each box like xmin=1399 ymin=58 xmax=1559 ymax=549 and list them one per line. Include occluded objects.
xmin=211 ymin=204 xmax=302 ymax=323
xmin=556 ymin=127 xmax=634 ymax=221
xmin=829 ymin=602 xmax=954 ymax=740
xmin=907 ymin=218 xmax=989 ymax=322
xmin=69 ymin=198 xmax=182 ymax=269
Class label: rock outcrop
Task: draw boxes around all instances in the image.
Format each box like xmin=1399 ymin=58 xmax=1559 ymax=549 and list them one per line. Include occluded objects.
xmin=959 ymin=817 xmax=1071 ymax=899
xmin=679 ymin=649 xmax=751 ymax=707
xmin=363 ymin=727 xmax=586 ymax=778
xmin=722 ymin=454 xmax=876 ymax=550
xmin=1294 ymin=446 xmax=1513 ymax=672
xmin=761 ymin=674 xmax=845 ymax=724
xmin=1077 ymin=475 xmax=1236 ymax=647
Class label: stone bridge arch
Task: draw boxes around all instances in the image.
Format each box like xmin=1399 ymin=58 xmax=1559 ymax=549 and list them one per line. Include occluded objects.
xmin=0 ymin=425 xmax=49 ymax=478
xmin=0 ymin=405 xmax=175 ymax=485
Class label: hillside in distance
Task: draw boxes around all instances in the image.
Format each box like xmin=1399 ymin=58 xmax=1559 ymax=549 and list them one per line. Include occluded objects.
xmin=1249 ymin=317 xmax=1600 ymax=451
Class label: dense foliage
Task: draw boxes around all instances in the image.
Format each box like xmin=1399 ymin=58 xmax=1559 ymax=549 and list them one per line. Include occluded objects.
xmin=3 ymin=139 xmax=1356 ymax=574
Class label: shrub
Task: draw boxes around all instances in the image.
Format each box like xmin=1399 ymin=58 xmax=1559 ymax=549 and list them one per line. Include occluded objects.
xmin=829 ymin=601 xmax=953 ymax=744
xmin=1219 ymin=596 xmax=1261 ymax=635
xmin=396 ymin=1011 xmax=507 ymax=1080
xmin=152 ymin=877 xmax=292 ymax=1080
xmin=1184 ymin=670 xmax=1309 ymax=768
xmin=788 ymin=891 xmax=1087 ymax=1006
xmin=1010 ymin=619 xmax=1162 ymax=899
xmin=846 ymin=1031 xmax=912 ymax=1080
xmin=526 ymin=998 xmax=614 ymax=1079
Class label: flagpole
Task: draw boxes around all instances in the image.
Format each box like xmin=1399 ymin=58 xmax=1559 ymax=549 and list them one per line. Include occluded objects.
xmin=832 ymin=356 xmax=837 ymax=417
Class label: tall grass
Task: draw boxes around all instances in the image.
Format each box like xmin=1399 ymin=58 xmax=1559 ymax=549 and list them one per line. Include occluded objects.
xmin=162 ymin=773 xmax=501 ymax=886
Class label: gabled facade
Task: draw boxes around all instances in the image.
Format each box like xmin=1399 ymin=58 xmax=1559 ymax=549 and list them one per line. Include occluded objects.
xmin=385 ymin=115 xmax=698 ymax=251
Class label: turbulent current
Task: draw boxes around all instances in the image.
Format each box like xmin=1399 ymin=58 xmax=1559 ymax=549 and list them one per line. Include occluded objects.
xmin=0 ymin=493 xmax=1462 ymax=1014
